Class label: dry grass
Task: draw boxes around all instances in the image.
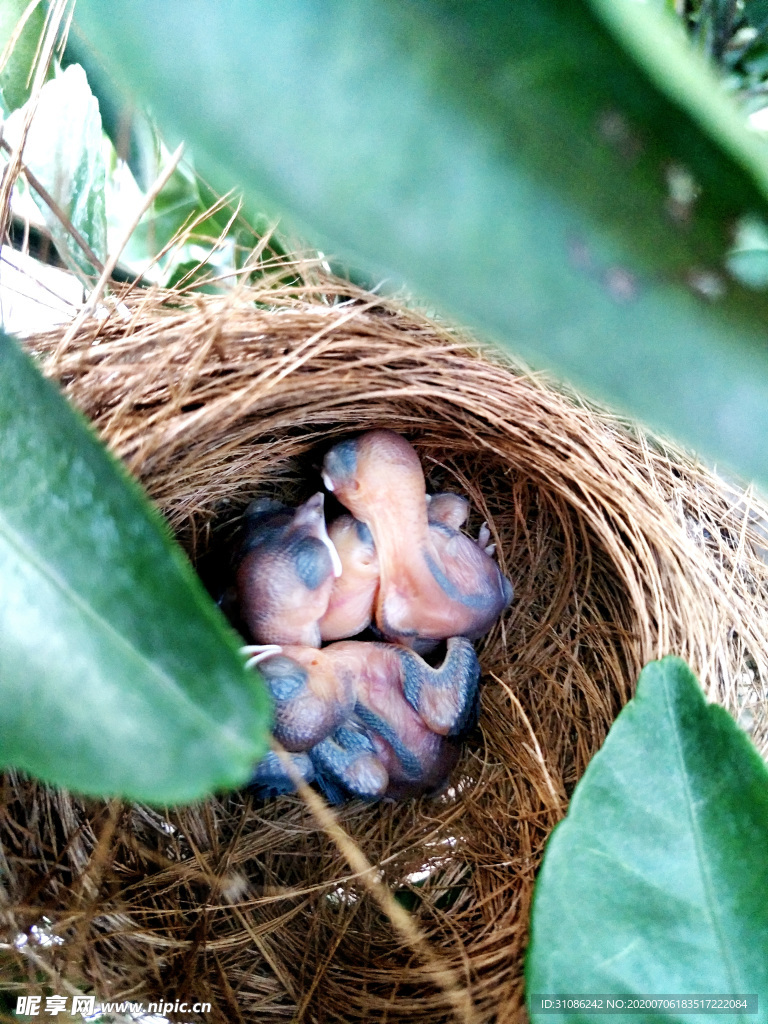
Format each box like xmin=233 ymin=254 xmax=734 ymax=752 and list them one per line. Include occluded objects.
xmin=2 ymin=265 xmax=767 ymax=1023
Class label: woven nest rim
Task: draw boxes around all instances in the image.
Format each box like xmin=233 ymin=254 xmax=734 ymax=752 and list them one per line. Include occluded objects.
xmin=3 ymin=269 xmax=768 ymax=1024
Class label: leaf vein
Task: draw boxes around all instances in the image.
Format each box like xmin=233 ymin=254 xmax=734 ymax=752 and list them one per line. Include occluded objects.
xmin=663 ymin=674 xmax=742 ymax=992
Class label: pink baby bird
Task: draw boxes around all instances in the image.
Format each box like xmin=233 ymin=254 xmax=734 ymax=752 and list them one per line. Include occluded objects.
xmin=257 ymin=637 xmax=480 ymax=800
xmin=319 ymin=514 xmax=380 ymax=641
xmin=322 ymin=431 xmax=513 ymax=649
xmin=236 ymin=493 xmax=341 ymax=647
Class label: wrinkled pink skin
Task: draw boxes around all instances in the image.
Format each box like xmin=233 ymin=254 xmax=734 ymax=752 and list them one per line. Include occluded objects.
xmin=330 ymin=642 xmax=457 ymax=797
xmin=319 ymin=499 xmax=472 ymax=642
xmin=237 ymin=493 xmax=337 ymax=647
xmin=319 ymin=515 xmax=380 ymax=641
xmin=322 ymin=431 xmax=512 ymax=648
xmin=427 ymin=491 xmax=470 ymax=530
xmin=267 ymin=641 xmax=466 ymax=798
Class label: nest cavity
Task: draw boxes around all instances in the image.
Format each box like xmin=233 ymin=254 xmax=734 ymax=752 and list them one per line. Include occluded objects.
xmin=3 ymin=270 xmax=768 ymax=1024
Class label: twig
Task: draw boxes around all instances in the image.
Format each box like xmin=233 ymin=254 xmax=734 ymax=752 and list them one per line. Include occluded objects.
xmin=273 ymin=742 xmax=478 ymax=1024
xmin=712 ymin=0 xmax=739 ymax=63
xmin=0 ymin=136 xmax=105 ymax=274
xmin=493 ymin=674 xmax=564 ymax=812
xmin=0 ymin=0 xmax=68 ymax=243
xmin=54 ymin=142 xmax=184 ymax=357
xmin=0 ymin=0 xmax=44 ymax=77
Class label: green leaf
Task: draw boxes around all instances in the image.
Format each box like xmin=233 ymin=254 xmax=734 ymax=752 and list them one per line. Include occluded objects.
xmin=0 ymin=0 xmax=45 ymax=113
xmin=744 ymin=0 xmax=768 ymax=35
xmin=526 ymin=656 xmax=768 ymax=1019
xmin=62 ymin=29 xmax=160 ymax=193
xmin=72 ymin=0 xmax=768 ymax=487
xmin=120 ymin=157 xmax=285 ymax=286
xmin=164 ymin=258 xmax=220 ymax=293
xmin=4 ymin=63 xmax=107 ymax=278
xmin=0 ymin=332 xmax=271 ymax=803
xmin=133 ymin=161 xmax=209 ymax=257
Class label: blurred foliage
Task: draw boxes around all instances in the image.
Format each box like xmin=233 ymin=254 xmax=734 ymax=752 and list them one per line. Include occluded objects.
xmin=676 ymin=0 xmax=768 ymax=289
xmin=0 ymin=7 xmax=274 ymax=805
xmin=71 ymin=0 xmax=768 ymax=489
xmin=683 ymin=0 xmax=768 ymax=101
xmin=0 ymin=0 xmax=46 ymax=114
xmin=4 ymin=63 xmax=106 ymax=279
xmin=0 ymin=331 xmax=272 ymax=803
xmin=1 ymin=16 xmax=291 ymax=294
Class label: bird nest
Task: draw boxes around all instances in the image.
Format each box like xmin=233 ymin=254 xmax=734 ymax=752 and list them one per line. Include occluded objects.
xmin=2 ymin=266 xmax=768 ymax=1024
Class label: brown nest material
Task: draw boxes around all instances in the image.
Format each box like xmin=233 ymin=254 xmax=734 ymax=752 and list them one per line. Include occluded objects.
xmin=2 ymin=270 xmax=768 ymax=1024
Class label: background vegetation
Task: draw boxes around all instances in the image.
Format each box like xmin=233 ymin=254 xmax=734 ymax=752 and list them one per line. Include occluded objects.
xmin=1 ymin=0 xmax=768 ymax=1017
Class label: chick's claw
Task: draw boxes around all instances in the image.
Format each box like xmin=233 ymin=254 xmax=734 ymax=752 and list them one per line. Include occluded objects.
xmin=322 ymin=430 xmax=513 ymax=647
xmin=236 ymin=493 xmax=340 ymax=647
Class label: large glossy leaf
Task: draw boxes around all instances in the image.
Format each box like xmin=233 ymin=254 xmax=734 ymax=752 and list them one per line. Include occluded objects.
xmin=4 ymin=64 xmax=106 ymax=278
xmin=0 ymin=332 xmax=271 ymax=803
xmin=526 ymin=657 xmax=768 ymax=1018
xmin=72 ymin=0 xmax=768 ymax=488
xmin=0 ymin=0 xmax=45 ymax=114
